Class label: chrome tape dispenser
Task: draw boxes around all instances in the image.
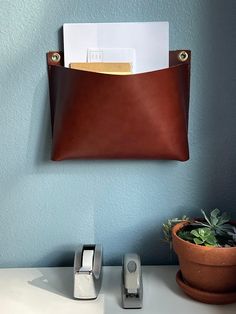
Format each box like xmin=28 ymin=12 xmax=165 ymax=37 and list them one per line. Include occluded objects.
xmin=74 ymin=244 xmax=103 ymax=299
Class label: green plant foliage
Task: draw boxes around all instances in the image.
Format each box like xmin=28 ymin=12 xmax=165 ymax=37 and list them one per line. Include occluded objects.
xmin=162 ymin=216 xmax=190 ymax=243
xmin=177 ymin=230 xmax=194 ymax=243
xmin=196 ymin=209 xmax=233 ymax=236
xmin=190 ymin=228 xmax=218 ymax=247
xmin=162 ymin=208 xmax=236 ymax=248
xmin=227 ymin=226 xmax=236 ymax=246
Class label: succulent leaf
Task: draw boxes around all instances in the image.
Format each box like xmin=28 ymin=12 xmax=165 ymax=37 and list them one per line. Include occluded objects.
xmin=217 ymin=212 xmax=230 ymax=225
xmin=194 ymin=238 xmax=203 ymax=245
xmin=201 ymin=209 xmax=211 ymax=225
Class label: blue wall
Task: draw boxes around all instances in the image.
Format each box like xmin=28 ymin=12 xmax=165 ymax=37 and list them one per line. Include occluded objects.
xmin=0 ymin=0 xmax=236 ymax=267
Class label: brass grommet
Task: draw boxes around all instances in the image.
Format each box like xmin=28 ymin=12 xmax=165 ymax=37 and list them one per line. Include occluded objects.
xmin=51 ymin=52 xmax=61 ymax=63
xmin=178 ymin=51 xmax=188 ymax=62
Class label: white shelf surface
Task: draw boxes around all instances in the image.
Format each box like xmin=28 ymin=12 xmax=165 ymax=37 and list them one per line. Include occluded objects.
xmin=0 ymin=266 xmax=235 ymax=314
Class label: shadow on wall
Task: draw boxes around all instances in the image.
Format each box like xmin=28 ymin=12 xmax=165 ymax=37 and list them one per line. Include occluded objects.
xmin=34 ymin=247 xmax=75 ymax=267
xmin=26 ymin=27 xmax=70 ymax=173
xmin=27 ymin=27 xmax=64 ymax=170
xmin=195 ymin=0 xmax=236 ymax=214
xmin=100 ymin=219 xmax=179 ymax=266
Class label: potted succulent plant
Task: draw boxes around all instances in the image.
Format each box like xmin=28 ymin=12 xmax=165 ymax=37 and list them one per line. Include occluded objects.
xmin=162 ymin=209 xmax=236 ymax=304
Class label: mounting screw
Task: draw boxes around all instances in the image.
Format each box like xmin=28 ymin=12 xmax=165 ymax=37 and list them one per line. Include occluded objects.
xmin=51 ymin=52 xmax=61 ymax=63
xmin=178 ymin=51 xmax=188 ymax=62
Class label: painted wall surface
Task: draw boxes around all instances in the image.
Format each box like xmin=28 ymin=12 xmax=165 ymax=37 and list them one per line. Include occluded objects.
xmin=0 ymin=0 xmax=236 ymax=267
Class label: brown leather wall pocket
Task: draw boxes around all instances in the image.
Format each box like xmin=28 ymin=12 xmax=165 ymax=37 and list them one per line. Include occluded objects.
xmin=47 ymin=50 xmax=191 ymax=161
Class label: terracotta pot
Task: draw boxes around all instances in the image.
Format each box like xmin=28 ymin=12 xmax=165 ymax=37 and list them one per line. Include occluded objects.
xmin=172 ymin=221 xmax=236 ymax=303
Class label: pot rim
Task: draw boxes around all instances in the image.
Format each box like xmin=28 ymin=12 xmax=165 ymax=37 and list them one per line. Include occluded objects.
xmin=172 ymin=221 xmax=236 ymax=251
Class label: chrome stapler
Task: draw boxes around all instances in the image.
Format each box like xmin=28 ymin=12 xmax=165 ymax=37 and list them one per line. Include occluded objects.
xmin=122 ymin=253 xmax=143 ymax=309
xmin=74 ymin=244 xmax=103 ymax=299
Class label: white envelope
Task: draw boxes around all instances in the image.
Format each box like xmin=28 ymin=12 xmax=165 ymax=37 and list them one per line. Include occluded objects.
xmin=63 ymin=22 xmax=169 ymax=73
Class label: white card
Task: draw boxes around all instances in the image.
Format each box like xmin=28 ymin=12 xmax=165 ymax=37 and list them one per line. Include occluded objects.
xmin=63 ymin=22 xmax=169 ymax=73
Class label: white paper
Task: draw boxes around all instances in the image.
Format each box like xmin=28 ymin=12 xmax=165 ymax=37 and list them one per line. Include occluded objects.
xmin=87 ymin=48 xmax=135 ymax=62
xmin=87 ymin=48 xmax=136 ymax=71
xmin=63 ymin=22 xmax=169 ymax=73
